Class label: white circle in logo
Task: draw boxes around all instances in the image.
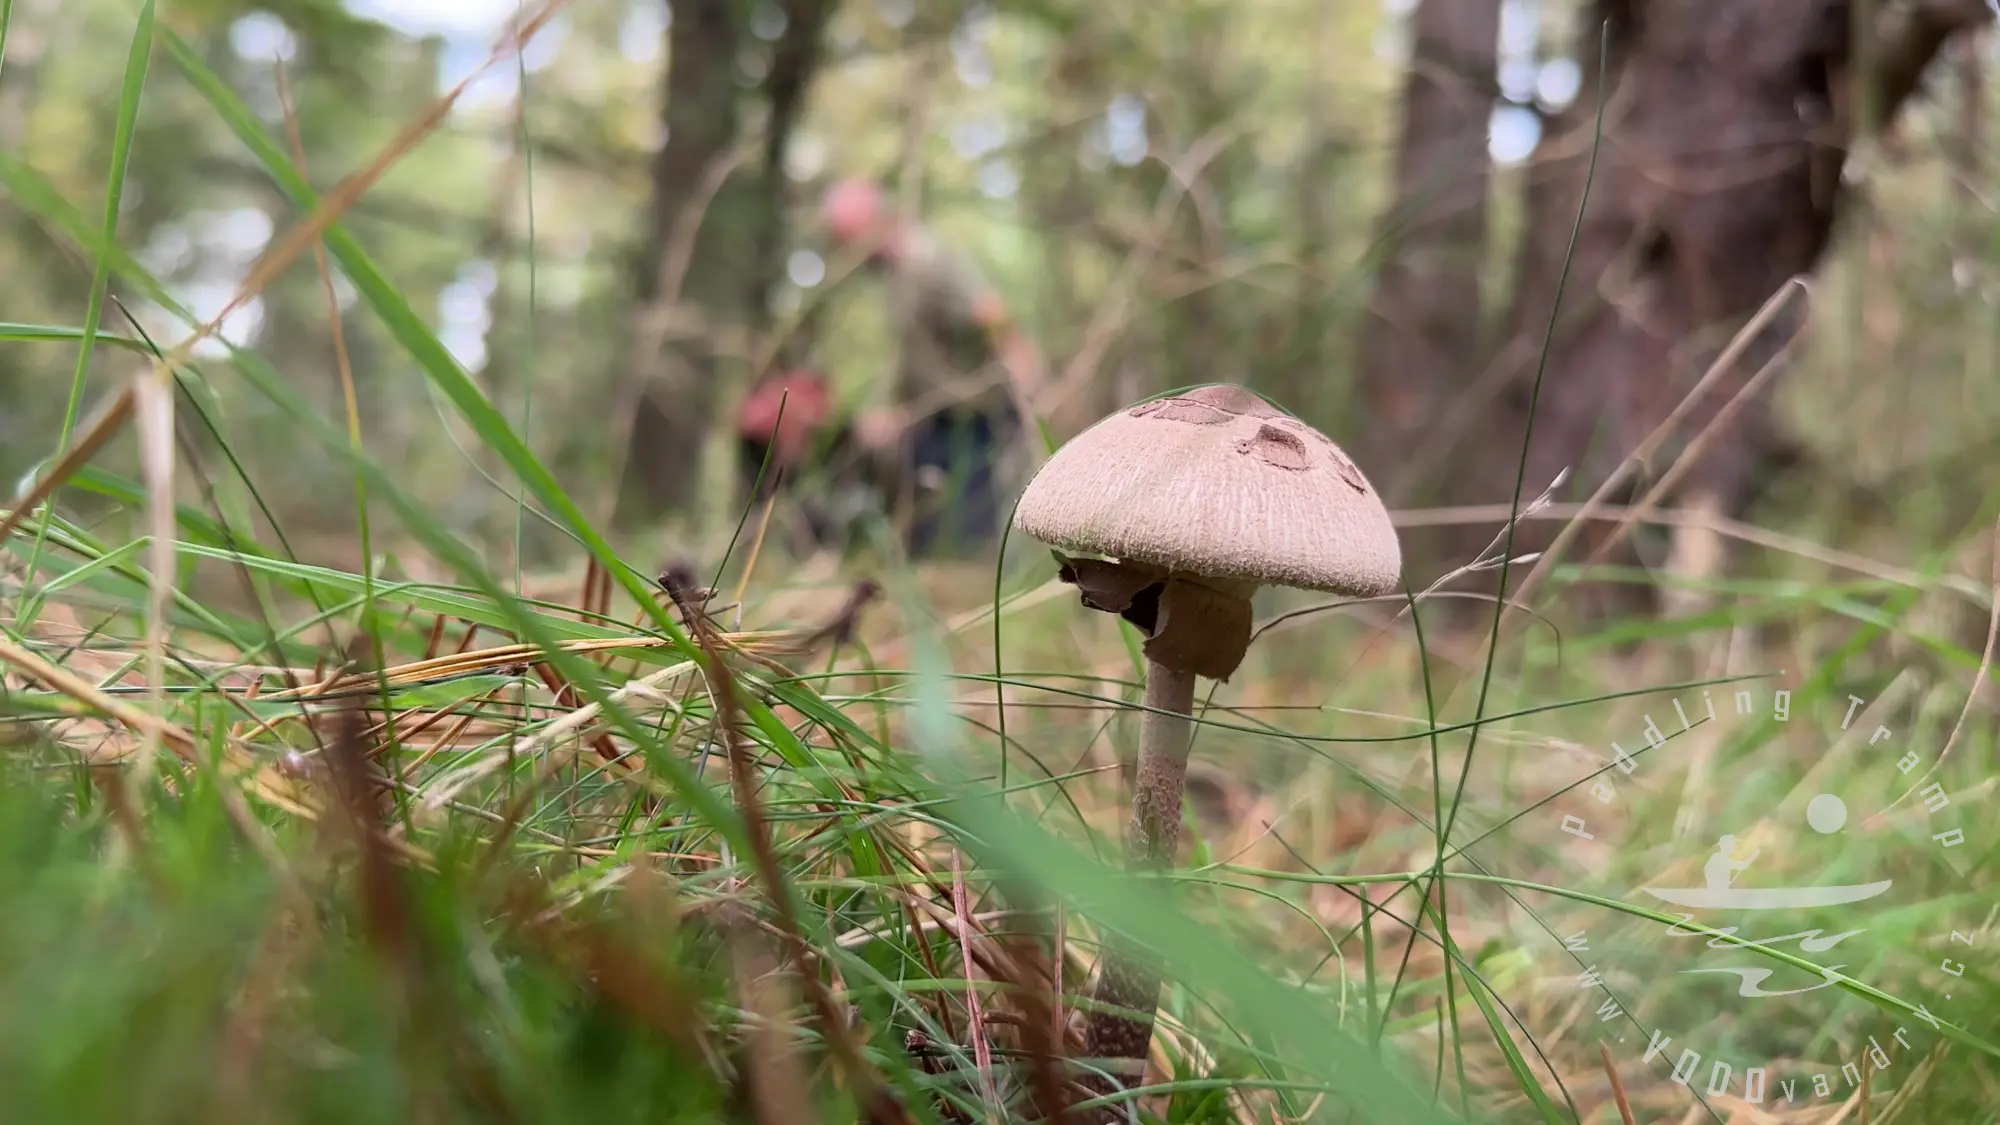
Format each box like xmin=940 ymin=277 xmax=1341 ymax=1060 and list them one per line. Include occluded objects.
xmin=1805 ymin=792 xmax=1847 ymax=834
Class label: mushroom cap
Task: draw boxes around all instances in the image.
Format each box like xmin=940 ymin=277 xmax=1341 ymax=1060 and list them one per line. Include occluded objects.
xmin=1014 ymin=384 xmax=1401 ymax=596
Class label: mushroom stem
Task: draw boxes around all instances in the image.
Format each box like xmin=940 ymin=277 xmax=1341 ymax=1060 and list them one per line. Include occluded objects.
xmin=1125 ymin=662 xmax=1197 ymax=868
xmin=1082 ymin=659 xmax=1197 ymax=1088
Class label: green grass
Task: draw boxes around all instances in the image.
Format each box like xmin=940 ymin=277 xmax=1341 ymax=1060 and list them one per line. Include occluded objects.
xmin=2 ymin=8 xmax=1999 ymax=1125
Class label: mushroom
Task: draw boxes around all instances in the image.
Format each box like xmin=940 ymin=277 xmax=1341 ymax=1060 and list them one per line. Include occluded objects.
xmin=1012 ymin=383 xmax=1401 ymax=1086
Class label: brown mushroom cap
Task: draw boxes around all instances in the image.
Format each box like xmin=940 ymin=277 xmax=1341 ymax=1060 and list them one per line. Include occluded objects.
xmin=1014 ymin=384 xmax=1401 ymax=596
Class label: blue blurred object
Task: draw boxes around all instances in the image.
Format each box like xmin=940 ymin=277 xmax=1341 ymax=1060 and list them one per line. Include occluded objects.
xmin=907 ymin=408 xmax=1008 ymax=559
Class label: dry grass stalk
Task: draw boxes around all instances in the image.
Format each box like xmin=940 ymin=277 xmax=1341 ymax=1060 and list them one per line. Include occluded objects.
xmin=1600 ymin=1041 xmax=1638 ymax=1125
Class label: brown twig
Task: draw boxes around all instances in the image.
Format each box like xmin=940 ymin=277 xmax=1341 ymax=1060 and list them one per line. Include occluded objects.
xmin=0 ymin=383 xmax=135 ymax=547
xmin=1865 ymin=513 xmax=2000 ymax=827
xmin=1034 ymin=127 xmax=1243 ymax=432
xmin=659 ymin=562 xmax=909 ymax=1125
xmin=1386 ymin=500 xmax=1994 ymax=609
xmin=1508 ymin=276 xmax=1811 ymax=610
xmin=951 ymin=848 xmax=1002 ymax=1112
xmin=1598 ymin=1041 xmax=1636 ymax=1125
xmin=1002 ymin=888 xmax=1072 ymax=1125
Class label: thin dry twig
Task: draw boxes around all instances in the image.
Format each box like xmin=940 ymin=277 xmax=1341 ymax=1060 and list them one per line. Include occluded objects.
xmin=951 ymin=849 xmax=1003 ymax=1116
xmin=1035 ymin=126 xmax=1244 ymax=431
xmin=0 ymin=385 xmax=134 ymax=546
xmin=1389 ymin=501 xmax=1994 ymax=609
xmin=1507 ymin=277 xmax=1812 ymax=609
xmin=1580 ymin=332 xmax=1809 ymax=574
xmin=129 ymin=373 xmax=177 ymax=795
xmin=661 ymin=564 xmax=909 ymax=1125
xmin=1866 ymin=513 xmax=2000 ymax=827
xmin=1598 ymin=1042 xmax=1637 ymax=1125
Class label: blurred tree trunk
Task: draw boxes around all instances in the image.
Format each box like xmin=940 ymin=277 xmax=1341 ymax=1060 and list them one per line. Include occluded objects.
xmin=614 ymin=0 xmax=835 ymax=529
xmin=1436 ymin=0 xmax=1992 ymax=587
xmin=752 ymin=0 xmax=837 ymax=319
xmin=1354 ymin=0 xmax=1501 ymax=500
xmin=614 ymin=0 xmax=748 ymax=528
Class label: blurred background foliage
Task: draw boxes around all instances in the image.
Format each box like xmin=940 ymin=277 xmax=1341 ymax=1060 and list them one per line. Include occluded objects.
xmin=3 ymin=0 xmax=1993 ymax=586
xmin=4 ymin=1 xmax=2000 ymax=1122
xmin=0 ymin=0 xmax=1499 ymax=555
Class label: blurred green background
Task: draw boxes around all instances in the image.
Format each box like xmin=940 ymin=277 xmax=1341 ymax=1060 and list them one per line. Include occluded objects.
xmin=1 ymin=1 xmax=1997 ymax=1122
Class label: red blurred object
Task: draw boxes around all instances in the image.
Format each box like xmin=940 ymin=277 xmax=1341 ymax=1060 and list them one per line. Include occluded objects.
xmin=822 ymin=177 xmax=884 ymax=246
xmin=738 ymin=370 xmax=835 ymax=469
xmin=821 ymin=176 xmax=908 ymax=265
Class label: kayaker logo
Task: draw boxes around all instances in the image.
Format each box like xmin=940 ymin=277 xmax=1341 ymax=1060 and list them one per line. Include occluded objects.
xmin=1538 ymin=676 xmax=1987 ymax=1111
xmin=1642 ymin=800 xmax=1892 ymax=1001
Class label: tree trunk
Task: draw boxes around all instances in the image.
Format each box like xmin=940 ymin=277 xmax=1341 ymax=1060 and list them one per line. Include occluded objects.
xmin=1354 ymin=0 xmax=1502 ymax=501
xmin=751 ymin=0 xmax=837 ymax=319
xmin=1441 ymin=0 xmax=1991 ymax=596
xmin=614 ymin=0 xmax=750 ymax=528
xmin=613 ymin=0 xmax=835 ymax=529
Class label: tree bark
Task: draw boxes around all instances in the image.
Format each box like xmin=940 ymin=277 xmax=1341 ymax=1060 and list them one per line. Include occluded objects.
xmin=1436 ymin=0 xmax=1992 ymax=595
xmin=1355 ymin=0 xmax=1502 ymax=501
xmin=751 ymin=0 xmax=838 ymax=319
xmin=613 ymin=0 xmax=836 ymax=529
xmin=614 ymin=0 xmax=749 ymax=527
